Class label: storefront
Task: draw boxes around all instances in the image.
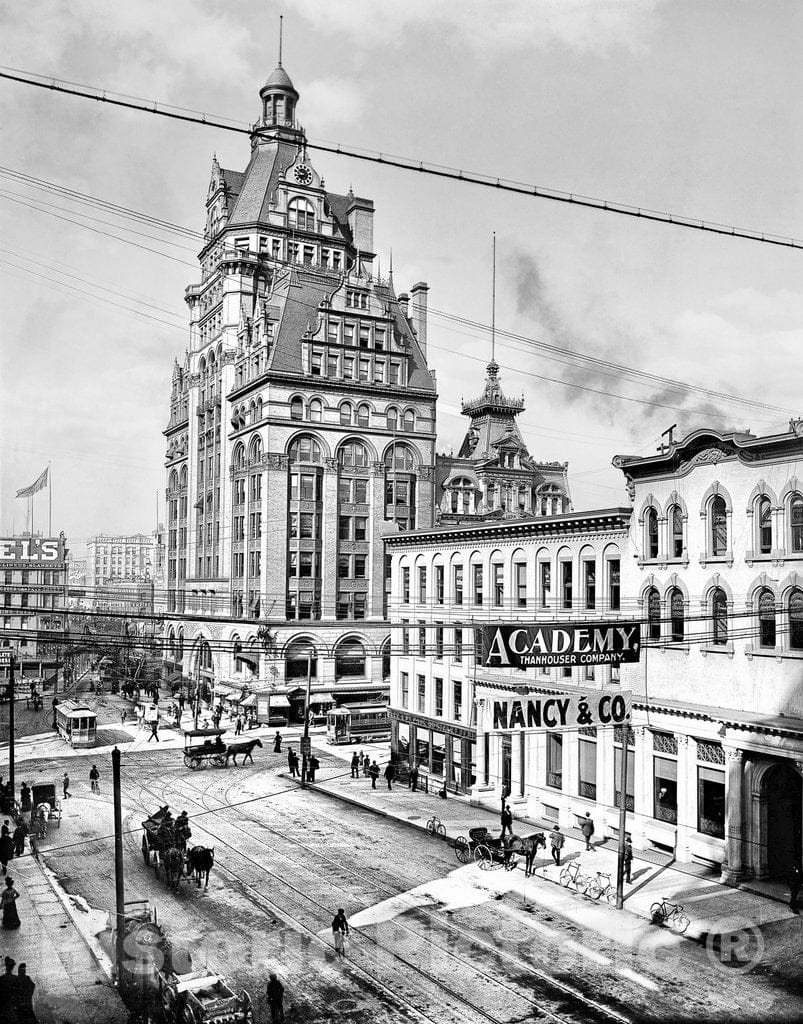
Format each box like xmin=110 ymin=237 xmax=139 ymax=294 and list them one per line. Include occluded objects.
xmin=390 ymin=708 xmax=476 ymax=794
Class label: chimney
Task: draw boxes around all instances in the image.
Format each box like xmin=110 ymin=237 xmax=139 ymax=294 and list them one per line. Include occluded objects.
xmin=410 ymin=281 xmax=429 ymax=358
xmin=347 ymin=195 xmax=375 ymax=256
xmin=398 ymin=292 xmax=409 ymax=318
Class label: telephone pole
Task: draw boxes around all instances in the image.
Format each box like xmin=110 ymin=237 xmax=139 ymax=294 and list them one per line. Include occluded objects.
xmin=112 ymin=747 xmax=126 ymax=983
xmin=300 ymin=650 xmax=312 ymax=788
xmin=1 ymin=651 xmax=15 ymax=799
xmin=615 ymin=724 xmax=632 ymax=910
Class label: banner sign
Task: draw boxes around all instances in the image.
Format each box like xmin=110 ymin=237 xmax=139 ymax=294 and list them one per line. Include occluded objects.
xmin=0 ymin=537 xmax=65 ymax=564
xmin=482 ymin=689 xmax=632 ymax=732
xmin=481 ymin=621 xmax=641 ymax=669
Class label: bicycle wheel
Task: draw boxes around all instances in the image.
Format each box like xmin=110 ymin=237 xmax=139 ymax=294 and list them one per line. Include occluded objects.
xmin=575 ymin=875 xmax=590 ymax=895
xmin=650 ymin=902 xmax=666 ymax=924
xmin=671 ymin=909 xmax=690 ymax=934
xmin=587 ymin=882 xmax=602 ymax=901
xmin=426 ymin=818 xmax=435 ymax=836
xmin=436 ymin=823 xmax=446 ymax=838
xmin=605 ymin=888 xmax=617 ymax=905
xmin=559 ymin=869 xmax=572 ymax=887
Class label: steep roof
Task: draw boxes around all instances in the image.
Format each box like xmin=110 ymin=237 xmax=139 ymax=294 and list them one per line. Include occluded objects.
xmin=228 ymin=142 xmax=299 ymax=226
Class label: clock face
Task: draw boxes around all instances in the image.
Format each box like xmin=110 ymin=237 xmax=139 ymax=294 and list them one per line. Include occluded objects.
xmin=294 ymin=164 xmax=313 ymax=185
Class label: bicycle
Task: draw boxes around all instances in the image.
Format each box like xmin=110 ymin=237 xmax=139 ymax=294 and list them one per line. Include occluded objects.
xmin=650 ymin=896 xmax=690 ymax=933
xmin=426 ymin=815 xmax=447 ymax=838
xmin=586 ymin=871 xmax=616 ymax=904
xmin=558 ymin=860 xmax=590 ymax=894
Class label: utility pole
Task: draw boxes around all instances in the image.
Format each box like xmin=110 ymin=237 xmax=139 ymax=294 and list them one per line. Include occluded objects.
xmin=300 ymin=650 xmax=312 ymax=788
xmin=1 ymin=652 xmax=15 ymax=800
xmin=112 ymin=746 xmax=126 ymax=985
xmin=615 ymin=724 xmax=632 ymax=910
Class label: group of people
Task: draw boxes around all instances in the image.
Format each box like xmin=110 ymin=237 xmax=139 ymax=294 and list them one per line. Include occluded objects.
xmin=0 ymin=956 xmax=36 ymax=1022
xmin=286 ymin=748 xmax=321 ymax=782
xmin=1 ymin=817 xmax=29 ymax=872
xmin=349 ymin=751 xmax=395 ymax=790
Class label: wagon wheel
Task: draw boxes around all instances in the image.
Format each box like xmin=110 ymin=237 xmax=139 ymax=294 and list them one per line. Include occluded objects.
xmin=188 ymin=755 xmax=203 ymax=771
xmin=183 ymin=754 xmax=195 ymax=769
xmin=141 ymin=835 xmax=150 ymax=866
xmin=474 ymin=844 xmax=493 ymax=869
xmin=212 ymin=753 xmax=227 ymax=768
xmin=454 ymin=836 xmax=471 ymax=863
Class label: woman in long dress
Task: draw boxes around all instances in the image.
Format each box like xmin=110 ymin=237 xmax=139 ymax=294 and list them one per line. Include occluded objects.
xmin=2 ymin=875 xmax=21 ymax=929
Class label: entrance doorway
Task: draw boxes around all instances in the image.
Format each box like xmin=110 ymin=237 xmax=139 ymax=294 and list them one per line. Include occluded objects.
xmin=766 ymin=763 xmax=802 ymax=879
xmin=501 ymin=736 xmax=512 ymax=796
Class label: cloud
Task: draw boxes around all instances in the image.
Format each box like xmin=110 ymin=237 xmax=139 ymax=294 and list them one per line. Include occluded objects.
xmin=291 ymin=0 xmax=658 ymax=56
xmin=303 ymin=78 xmax=365 ymax=129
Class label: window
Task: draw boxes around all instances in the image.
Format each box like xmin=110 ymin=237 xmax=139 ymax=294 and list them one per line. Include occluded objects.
xmin=389 ymin=361 xmax=401 ymax=384
xmin=434 ymin=678 xmax=443 ymax=716
xmin=417 ymin=674 xmax=426 ymax=713
xmin=647 ymin=587 xmax=661 ymax=641
xmin=435 ymin=624 xmax=444 ymax=659
xmin=418 ymin=623 xmax=426 ymax=657
xmin=338 ymin=517 xmax=351 ymax=541
xmin=434 ymin=565 xmax=444 ymax=604
xmin=473 ymin=564 xmax=483 ymax=605
xmin=354 ymin=554 xmax=366 ymax=579
xmin=583 ymin=560 xmax=596 ymax=610
xmin=359 ymin=325 xmax=370 ymax=348
xmin=309 ymin=399 xmax=322 ymax=422
xmin=386 ymin=407 xmax=398 ymax=431
xmin=339 ymin=441 xmax=368 ymax=469
xmin=790 ymin=588 xmax=803 ymax=650
xmin=492 ymin=563 xmax=504 ymax=606
xmin=758 ymin=589 xmax=776 ymax=648
xmin=335 ymin=639 xmax=366 ymax=678
xmin=337 ymin=555 xmax=349 ymax=580
xmin=402 ymin=567 xmax=410 ymax=603
xmin=670 ymin=506 xmax=684 ymax=558
xmin=401 ymin=622 xmax=410 ymax=655
xmin=354 ymin=517 xmax=368 ymax=541
xmin=327 ymin=354 xmax=339 ymax=377
xmin=359 ymin=358 xmax=370 ymax=381
xmin=608 ymin=558 xmax=620 ymax=611
xmin=418 ymin=566 xmax=427 ymax=603
xmin=758 ymin=497 xmax=772 ymax=554
xmin=289 ymin=436 xmax=322 ymax=464
xmin=454 ymin=627 xmax=463 ymax=662
xmin=400 ymin=671 xmax=409 ymax=707
xmin=453 ymin=679 xmax=462 ymax=720
xmin=310 ymin=352 xmax=322 ymax=376
xmin=561 ymin=561 xmax=572 ymax=610
xmin=712 ymin=587 xmax=728 ymax=645
xmin=539 ymin=562 xmax=551 ymax=608
xmin=288 ymin=197 xmax=315 ymax=231
xmin=792 ymin=495 xmax=803 ymax=553
xmin=670 ymin=588 xmax=684 ymax=642
xmin=514 ymin=562 xmax=527 ymax=607
xmin=250 ymin=473 xmax=262 ymax=501
xmin=614 ymin=743 xmax=635 ymax=810
xmin=356 ymin=404 xmax=370 ymax=427
xmin=646 ymin=507 xmax=659 ymax=559
xmin=290 ymin=397 xmax=303 ymax=420
xmin=578 ymin=734 xmax=597 ymax=800
xmin=402 ymin=409 xmax=415 ymax=431
xmin=354 ymin=479 xmax=367 ymax=503
xmin=340 ymin=402 xmax=353 ymax=426
xmin=453 ymin=565 xmax=464 ymax=605
xmin=698 ymin=765 xmax=725 ymax=837
xmin=711 ymin=495 xmax=727 ymax=555
xmin=546 ymin=734 xmax=563 ymax=789
xmin=654 ymin=751 xmax=678 ymax=824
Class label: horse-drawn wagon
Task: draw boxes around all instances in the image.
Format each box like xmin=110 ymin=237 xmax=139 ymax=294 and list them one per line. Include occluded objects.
xmin=141 ymin=806 xmax=187 ymax=891
xmin=453 ymin=827 xmax=523 ymax=870
xmin=183 ymin=728 xmax=228 ymax=770
xmin=31 ymin=783 xmax=61 ymax=838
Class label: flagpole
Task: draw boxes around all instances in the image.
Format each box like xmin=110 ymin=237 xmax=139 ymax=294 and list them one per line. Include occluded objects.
xmin=49 ymin=464 xmax=52 ymax=535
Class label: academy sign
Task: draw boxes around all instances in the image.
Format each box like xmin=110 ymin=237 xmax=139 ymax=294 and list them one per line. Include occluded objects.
xmin=481 ymin=621 xmax=641 ymax=669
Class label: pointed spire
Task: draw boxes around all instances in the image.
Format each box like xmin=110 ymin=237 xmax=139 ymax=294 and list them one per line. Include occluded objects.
xmin=278 ymin=15 xmax=284 ymax=65
xmin=491 ymin=231 xmax=497 ymax=366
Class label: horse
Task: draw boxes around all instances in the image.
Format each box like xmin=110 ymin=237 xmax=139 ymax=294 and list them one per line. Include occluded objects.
xmin=161 ymin=845 xmax=185 ymax=892
xmin=186 ymin=845 xmax=215 ymax=890
xmin=523 ymin=832 xmax=547 ymax=877
xmin=225 ymin=737 xmax=263 ymax=766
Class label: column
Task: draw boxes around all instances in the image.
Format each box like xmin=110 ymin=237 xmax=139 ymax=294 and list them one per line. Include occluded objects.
xmin=674 ymin=735 xmax=694 ymax=861
xmin=320 ymin=461 xmax=340 ymax=619
xmin=721 ymin=746 xmax=746 ymax=885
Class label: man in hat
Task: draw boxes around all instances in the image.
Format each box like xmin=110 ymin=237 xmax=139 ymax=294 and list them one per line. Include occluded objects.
xmin=62 ymin=772 xmax=71 ymax=798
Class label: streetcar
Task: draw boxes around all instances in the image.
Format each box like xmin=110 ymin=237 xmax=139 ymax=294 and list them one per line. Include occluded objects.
xmin=54 ymin=700 xmax=97 ymax=748
xmin=326 ymin=703 xmax=390 ymax=744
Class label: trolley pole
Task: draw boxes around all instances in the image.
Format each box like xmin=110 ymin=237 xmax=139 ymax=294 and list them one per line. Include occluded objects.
xmin=300 ymin=651 xmax=312 ymax=788
xmin=112 ymin=747 xmax=126 ymax=984
xmin=615 ymin=724 xmax=632 ymax=910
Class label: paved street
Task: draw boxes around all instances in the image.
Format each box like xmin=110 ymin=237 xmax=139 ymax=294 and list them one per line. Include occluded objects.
xmin=15 ymin=741 xmax=799 ymax=1024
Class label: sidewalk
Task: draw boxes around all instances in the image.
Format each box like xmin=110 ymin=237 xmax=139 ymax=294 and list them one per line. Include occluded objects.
xmin=297 ymin=746 xmax=800 ymax=966
xmin=0 ymin=853 xmax=127 ymax=1023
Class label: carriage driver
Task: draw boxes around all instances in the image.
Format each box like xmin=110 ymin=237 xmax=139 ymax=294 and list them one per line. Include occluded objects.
xmin=157 ymin=809 xmax=175 ymax=845
xmin=175 ymin=811 xmax=192 ymax=849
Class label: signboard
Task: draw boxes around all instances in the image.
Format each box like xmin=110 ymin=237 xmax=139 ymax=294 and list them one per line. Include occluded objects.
xmin=300 ymin=736 xmax=311 ymax=756
xmin=481 ymin=621 xmax=641 ymax=669
xmin=0 ymin=650 xmax=12 ymax=666
xmin=481 ymin=689 xmax=633 ymax=733
xmin=0 ymin=537 xmax=65 ymax=564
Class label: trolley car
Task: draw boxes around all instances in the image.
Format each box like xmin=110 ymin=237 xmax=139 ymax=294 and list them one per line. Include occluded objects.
xmin=55 ymin=700 xmax=97 ymax=748
xmin=326 ymin=703 xmax=390 ymax=744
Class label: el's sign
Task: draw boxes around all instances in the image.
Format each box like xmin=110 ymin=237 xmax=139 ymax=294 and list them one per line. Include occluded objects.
xmin=486 ymin=690 xmax=632 ymax=732
xmin=0 ymin=538 xmax=64 ymax=563
xmin=481 ymin=621 xmax=641 ymax=669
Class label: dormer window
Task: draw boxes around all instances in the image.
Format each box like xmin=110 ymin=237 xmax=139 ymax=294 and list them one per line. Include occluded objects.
xmin=347 ymin=289 xmax=368 ymax=310
xmin=288 ymin=198 xmax=315 ymax=232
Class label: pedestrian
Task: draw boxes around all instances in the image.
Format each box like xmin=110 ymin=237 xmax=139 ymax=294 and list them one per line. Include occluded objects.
xmin=288 ymin=748 xmax=298 ymax=778
xmin=178 ymin=693 xmax=185 ymax=712
xmin=19 ymin=783 xmax=31 ymax=814
xmin=12 ymin=821 xmax=28 ymax=859
xmin=789 ymin=863 xmax=801 ymax=912
xmin=384 ymin=761 xmax=395 ymax=791
xmin=273 ymin=731 xmax=282 ymax=753
xmin=0 ymin=831 xmax=13 ymax=875
xmin=2 ymin=876 xmax=20 ymax=929
xmin=624 ymin=833 xmax=633 ymax=884
xmin=308 ymin=755 xmax=320 ymax=783
xmin=549 ymin=825 xmax=564 ymax=866
xmin=148 ymin=720 xmax=160 ymax=743
xmin=500 ymin=802 xmax=513 ymax=840
xmin=120 ymin=708 xmax=127 ymax=726
xmin=581 ymin=812 xmax=595 ymax=852
xmin=0 ymin=957 xmax=16 ymax=1013
xmin=16 ymin=963 xmax=36 ymax=1024
xmin=1 ymin=820 xmax=9 ymax=838
xmin=410 ymin=764 xmax=419 ymax=792
xmin=235 ymin=715 xmax=243 ymax=737
xmin=331 ymin=907 xmax=349 ymax=957
xmin=62 ymin=772 xmax=71 ymax=799
xmin=266 ymin=972 xmax=285 ymax=1023
xmin=89 ymin=765 xmax=100 ymax=795
xmin=350 ymin=752 xmax=360 ymax=778
xmin=362 ymin=753 xmax=371 ymax=778
xmin=369 ymin=761 xmax=380 ymax=790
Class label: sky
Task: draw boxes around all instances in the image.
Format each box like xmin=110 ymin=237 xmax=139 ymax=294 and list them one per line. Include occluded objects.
xmin=1 ymin=1 xmax=802 ymax=555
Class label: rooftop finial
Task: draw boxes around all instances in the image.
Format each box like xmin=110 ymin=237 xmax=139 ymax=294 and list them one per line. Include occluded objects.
xmin=278 ymin=15 xmax=283 ymax=65
xmin=491 ymin=231 xmax=497 ymax=364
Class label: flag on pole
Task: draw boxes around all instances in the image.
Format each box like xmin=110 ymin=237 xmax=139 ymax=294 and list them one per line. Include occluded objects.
xmin=16 ymin=467 xmax=49 ymax=498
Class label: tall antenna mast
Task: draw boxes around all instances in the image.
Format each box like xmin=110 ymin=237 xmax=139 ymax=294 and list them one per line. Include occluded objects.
xmin=278 ymin=15 xmax=283 ymax=65
xmin=491 ymin=231 xmax=497 ymax=363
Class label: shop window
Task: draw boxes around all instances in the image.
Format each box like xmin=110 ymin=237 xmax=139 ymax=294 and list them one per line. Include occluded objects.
xmin=546 ymin=733 xmax=563 ymax=790
xmin=578 ymin=736 xmax=597 ymax=800
xmin=697 ymin=766 xmax=725 ymax=837
xmin=654 ymin=754 xmax=678 ymax=823
xmin=614 ymin=744 xmax=635 ymax=810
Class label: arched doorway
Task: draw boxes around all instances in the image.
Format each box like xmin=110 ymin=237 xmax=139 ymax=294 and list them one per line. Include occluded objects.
xmin=766 ymin=763 xmax=802 ymax=879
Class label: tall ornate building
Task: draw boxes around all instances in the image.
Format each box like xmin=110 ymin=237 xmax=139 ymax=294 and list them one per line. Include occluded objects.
xmin=435 ymin=359 xmax=570 ymax=523
xmin=163 ymin=62 xmax=437 ymax=718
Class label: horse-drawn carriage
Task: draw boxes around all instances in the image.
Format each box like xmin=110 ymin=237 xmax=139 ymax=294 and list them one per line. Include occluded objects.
xmin=142 ymin=806 xmax=215 ymax=893
xmin=183 ymin=728 xmax=228 ymax=770
xmin=31 ymin=783 xmax=61 ymax=839
xmin=453 ymin=827 xmax=546 ymax=871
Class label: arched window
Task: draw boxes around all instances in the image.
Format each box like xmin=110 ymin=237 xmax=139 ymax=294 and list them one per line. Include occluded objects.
xmin=646 ymin=508 xmax=659 ymax=559
xmin=402 ymin=409 xmax=415 ymax=431
xmin=791 ymin=494 xmax=803 ymax=553
xmin=339 ymin=441 xmax=368 ymax=468
xmin=670 ymin=506 xmax=684 ymax=558
xmin=356 ymin=404 xmax=370 ymax=428
xmin=284 ymin=640 xmax=318 ymax=680
xmin=384 ymin=443 xmax=414 ymax=471
xmin=288 ymin=436 xmax=323 ymax=464
xmin=381 ymin=637 xmax=391 ymax=680
xmin=179 ymin=466 xmax=188 ymax=488
xmin=288 ymin=197 xmax=315 ymax=232
xmin=758 ymin=497 xmax=772 ymax=554
xmin=758 ymin=589 xmax=776 ymax=648
xmin=232 ymin=443 xmax=245 ymax=470
xmin=308 ymin=398 xmax=322 ymax=423
xmin=339 ymin=402 xmax=353 ymax=426
xmin=669 ymin=588 xmax=685 ymax=642
xmin=250 ymin=436 xmax=263 ymax=462
xmin=711 ymin=496 xmax=727 ymax=555
xmin=169 ymin=469 xmax=178 ymax=491
xmin=448 ymin=477 xmax=474 ymax=515
xmin=790 ymin=588 xmax=803 ymax=650
xmin=386 ymin=407 xmax=398 ymax=431
xmin=290 ymin=397 xmax=303 ymax=421
xmin=646 ymin=587 xmax=661 ymax=642
xmin=335 ymin=638 xmax=366 ymax=679
xmin=712 ymin=588 xmax=728 ymax=645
